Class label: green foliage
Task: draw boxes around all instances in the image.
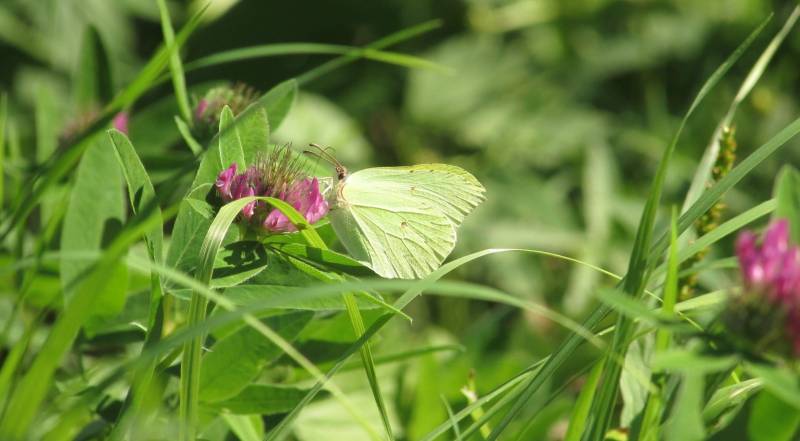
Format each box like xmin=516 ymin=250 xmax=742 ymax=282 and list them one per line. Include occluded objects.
xmin=200 ymin=311 xmax=313 ymax=402
xmin=747 ymin=390 xmax=800 ymax=441
xmin=3 ymin=2 xmax=800 ymax=441
xmin=60 ymin=135 xmax=127 ymax=332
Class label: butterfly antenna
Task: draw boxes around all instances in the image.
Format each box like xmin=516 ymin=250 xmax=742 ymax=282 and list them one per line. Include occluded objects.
xmin=305 ymin=143 xmax=347 ymax=179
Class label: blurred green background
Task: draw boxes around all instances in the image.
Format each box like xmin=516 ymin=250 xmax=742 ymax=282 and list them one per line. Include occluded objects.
xmin=2 ymin=0 xmax=799 ymax=439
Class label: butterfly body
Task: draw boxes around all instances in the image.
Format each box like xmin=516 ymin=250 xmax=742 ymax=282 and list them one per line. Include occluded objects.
xmin=329 ymin=164 xmax=485 ymax=279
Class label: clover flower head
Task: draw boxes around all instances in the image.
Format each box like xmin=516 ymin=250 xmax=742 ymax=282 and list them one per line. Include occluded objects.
xmin=263 ymin=178 xmax=329 ymax=232
xmin=214 ymin=145 xmax=328 ymax=232
xmin=730 ymin=219 xmax=800 ymax=355
xmin=193 ymin=83 xmax=259 ymax=138
xmin=736 ymin=219 xmax=800 ymax=303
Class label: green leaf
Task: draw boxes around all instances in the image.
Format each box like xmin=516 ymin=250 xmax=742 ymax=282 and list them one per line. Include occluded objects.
xmin=211 ymin=384 xmax=314 ymax=415
xmin=651 ymin=350 xmax=737 ymax=374
xmin=211 ymin=284 xmax=381 ymax=311
xmin=745 ymin=363 xmax=800 ymax=409
xmin=256 ymin=79 xmax=296 ymax=133
xmin=218 ymin=105 xmax=246 ymax=169
xmin=60 ymin=135 xmax=127 ymax=333
xmin=0 ymin=6 xmax=206 ymax=242
xmin=107 ymin=129 xmax=165 ymax=440
xmin=268 ymin=242 xmax=372 ymax=276
xmin=664 ymin=374 xmax=705 ymax=441
xmin=211 ymin=241 xmax=270 ymax=288
xmin=165 ymin=187 xmax=213 ymax=283
xmin=34 ymin=84 xmax=59 ymax=166
xmin=563 ymin=362 xmax=603 ymax=441
xmin=74 ymin=26 xmax=112 ymax=112
xmin=620 ymin=336 xmax=653 ymax=427
xmin=167 ymin=101 xmax=252 ymax=280
xmin=108 ymin=6 xmax=205 ymax=113
xmin=200 ymin=311 xmax=313 ymax=402
xmin=179 ymin=195 xmax=342 ymax=441
xmin=222 ymin=414 xmax=264 ymax=441
xmin=235 ymin=104 xmax=270 ymax=165
xmin=748 ymin=390 xmax=800 ymax=441
xmin=109 ymin=130 xmax=164 ymax=266
xmin=0 ymin=256 xmax=132 ymax=439
xmin=704 ymin=379 xmax=762 ymax=434
xmin=774 ymin=166 xmax=800 ymax=242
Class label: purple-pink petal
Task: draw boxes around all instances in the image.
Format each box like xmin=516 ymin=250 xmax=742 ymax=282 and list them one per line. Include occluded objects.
xmin=215 ymin=161 xmax=328 ymax=233
xmin=736 ymin=218 xmax=800 ymax=354
xmin=216 ymin=164 xmax=237 ymax=201
xmin=736 ymin=231 xmax=760 ymax=286
xmin=764 ymin=219 xmax=790 ymax=254
xmin=112 ymin=112 xmax=129 ymax=135
xmin=195 ymin=99 xmax=208 ymax=120
xmin=263 ymin=178 xmax=329 ymax=232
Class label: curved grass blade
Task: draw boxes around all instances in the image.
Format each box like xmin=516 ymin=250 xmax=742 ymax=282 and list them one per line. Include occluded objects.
xmin=35 ymin=254 xmax=531 ymax=441
xmin=178 ymin=195 xmax=379 ymax=441
xmin=297 ymin=20 xmax=442 ymax=85
xmin=488 ymin=16 xmax=773 ymax=441
xmin=74 ymin=26 xmax=112 ymax=112
xmin=652 ymin=199 xmax=776 ymax=281
xmin=442 ymin=396 xmax=464 ymax=441
xmin=0 ymin=6 xmax=206 ymax=242
xmin=157 ymin=0 xmax=192 ymax=125
xmin=182 ymin=43 xmax=447 ymax=75
xmin=682 ymin=8 xmax=797 ymax=214
xmin=0 ymin=92 xmax=6 ymax=213
xmin=267 ymin=247 xmax=617 ymax=441
xmin=175 ymin=116 xmax=203 ymax=155
xmin=633 ymin=209 xmax=681 ymax=441
xmin=585 ymin=17 xmax=773 ymax=438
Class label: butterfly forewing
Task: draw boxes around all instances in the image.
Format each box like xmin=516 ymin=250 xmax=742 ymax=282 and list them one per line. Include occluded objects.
xmin=347 ymin=164 xmax=485 ymax=225
xmin=331 ymin=164 xmax=485 ymax=279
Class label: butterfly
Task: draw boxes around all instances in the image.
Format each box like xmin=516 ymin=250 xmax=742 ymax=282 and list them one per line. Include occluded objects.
xmin=307 ymin=145 xmax=485 ymax=279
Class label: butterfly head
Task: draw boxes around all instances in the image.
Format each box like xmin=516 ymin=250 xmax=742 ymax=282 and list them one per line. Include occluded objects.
xmin=305 ymin=143 xmax=348 ymax=181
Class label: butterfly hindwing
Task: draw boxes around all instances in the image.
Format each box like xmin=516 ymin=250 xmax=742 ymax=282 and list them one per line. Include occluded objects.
xmin=331 ymin=164 xmax=485 ymax=279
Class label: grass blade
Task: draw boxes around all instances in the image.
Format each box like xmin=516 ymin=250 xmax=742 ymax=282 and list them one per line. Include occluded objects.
xmin=157 ymin=0 xmax=192 ymax=125
xmin=442 ymin=396 xmax=464 ymax=441
xmin=682 ymin=8 xmax=798 ymax=214
xmin=0 ymin=6 xmax=206 ymax=242
xmin=178 ymin=195 xmax=374 ymax=441
xmin=486 ymin=15 xmax=772 ymax=441
xmin=267 ymin=247 xmax=615 ymax=440
xmin=0 ymin=92 xmax=6 ymax=211
xmin=634 ymin=209 xmax=681 ymax=441
xmin=297 ymin=20 xmax=442 ymax=85
xmin=564 ymin=362 xmax=604 ymax=441
xmin=182 ymin=42 xmax=447 ymax=75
